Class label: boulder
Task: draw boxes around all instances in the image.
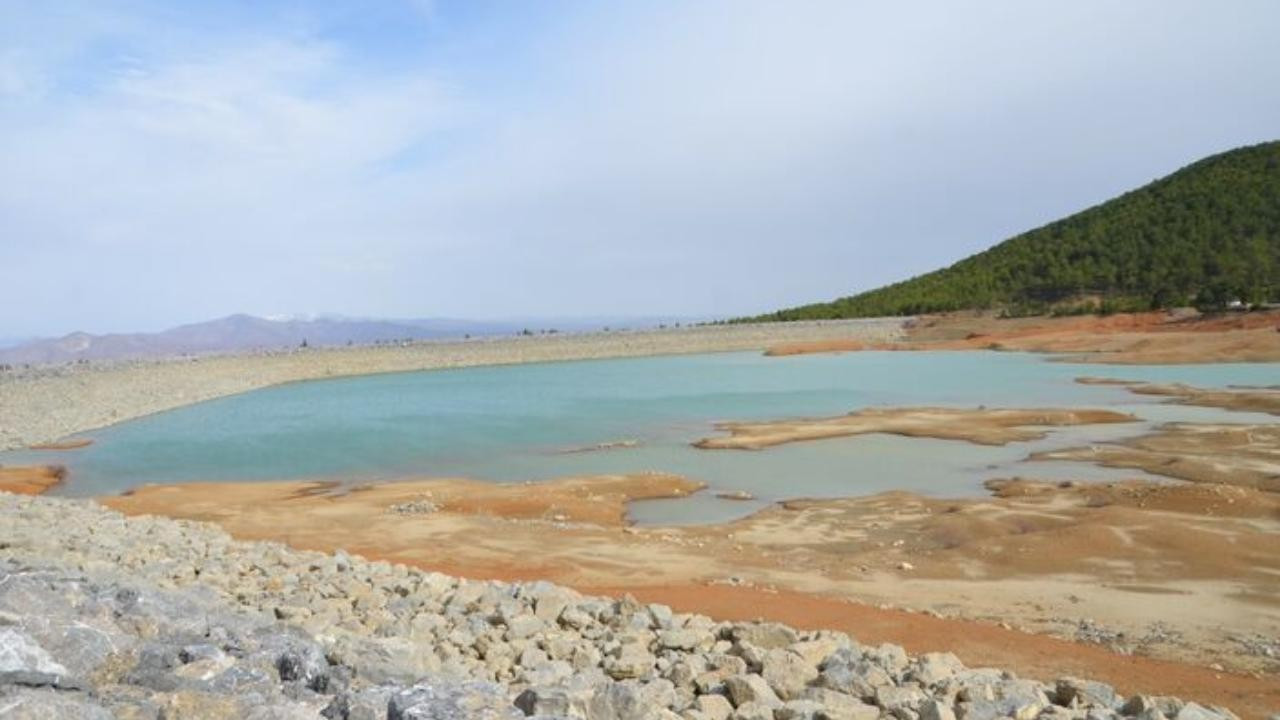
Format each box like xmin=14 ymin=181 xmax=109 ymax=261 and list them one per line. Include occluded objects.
xmin=723 ymin=674 xmax=781 ymax=709
xmin=761 ymin=649 xmax=818 ymax=700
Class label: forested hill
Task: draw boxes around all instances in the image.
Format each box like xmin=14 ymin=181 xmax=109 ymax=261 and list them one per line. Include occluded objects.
xmin=749 ymin=141 xmax=1280 ymax=321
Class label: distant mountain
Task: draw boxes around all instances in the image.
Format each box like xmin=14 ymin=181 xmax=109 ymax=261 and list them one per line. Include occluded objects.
xmin=746 ymin=140 xmax=1280 ymax=321
xmin=0 ymin=314 xmax=692 ymax=366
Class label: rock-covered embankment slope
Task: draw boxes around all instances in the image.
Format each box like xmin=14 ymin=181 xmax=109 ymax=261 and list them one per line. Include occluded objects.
xmin=0 ymin=493 xmax=1245 ymax=719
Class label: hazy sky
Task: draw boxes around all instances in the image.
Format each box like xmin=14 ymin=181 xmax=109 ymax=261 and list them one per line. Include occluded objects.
xmin=2 ymin=1 xmax=1278 ymax=336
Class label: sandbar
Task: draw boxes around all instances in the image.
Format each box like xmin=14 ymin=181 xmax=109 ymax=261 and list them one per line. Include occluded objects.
xmin=1034 ymin=422 xmax=1280 ymax=492
xmin=1077 ymin=377 xmax=1280 ymax=416
xmin=0 ymin=464 xmax=65 ymax=494
xmin=694 ymin=407 xmax=1137 ymax=449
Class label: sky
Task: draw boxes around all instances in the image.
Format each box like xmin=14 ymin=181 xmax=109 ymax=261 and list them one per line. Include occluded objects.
xmin=1 ymin=1 xmax=1278 ymax=337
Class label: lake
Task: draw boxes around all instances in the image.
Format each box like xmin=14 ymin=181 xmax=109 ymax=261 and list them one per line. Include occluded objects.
xmin=8 ymin=350 xmax=1276 ymax=524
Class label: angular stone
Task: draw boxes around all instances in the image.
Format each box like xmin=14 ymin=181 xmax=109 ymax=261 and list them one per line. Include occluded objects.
xmin=606 ymin=644 xmax=656 ymax=680
xmin=920 ymin=699 xmax=958 ymax=720
xmin=1175 ymin=703 xmax=1231 ymax=720
xmin=0 ymin=628 xmax=69 ymax=677
xmin=910 ymin=652 xmax=963 ymax=687
xmin=505 ymin=615 xmax=543 ymax=641
xmin=761 ymin=649 xmax=818 ymax=701
xmin=322 ymin=687 xmax=394 ymax=720
xmin=874 ymin=684 xmax=927 ymax=712
xmin=732 ymin=702 xmax=778 ymax=720
xmin=1056 ymin=677 xmax=1121 ymax=709
xmin=724 ymin=674 xmax=782 ymax=709
xmin=776 ymin=699 xmax=824 ymax=719
xmin=788 ymin=637 xmax=844 ymax=668
xmin=388 ymin=679 xmax=522 ymax=720
xmin=659 ymin=629 xmax=707 ymax=651
xmin=588 ymin=680 xmax=661 ymax=720
xmin=692 ymin=694 xmax=734 ymax=720
xmin=731 ymin=623 xmax=798 ymax=650
xmin=817 ymin=659 xmax=891 ymax=700
xmin=0 ymin=688 xmax=115 ymax=720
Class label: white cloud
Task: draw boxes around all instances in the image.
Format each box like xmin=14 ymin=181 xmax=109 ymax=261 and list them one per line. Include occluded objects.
xmin=1 ymin=1 xmax=1278 ymax=335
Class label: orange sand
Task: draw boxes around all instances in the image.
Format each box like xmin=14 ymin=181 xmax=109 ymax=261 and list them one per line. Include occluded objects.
xmin=0 ymin=465 xmax=65 ymax=495
xmin=766 ymin=310 xmax=1280 ymax=364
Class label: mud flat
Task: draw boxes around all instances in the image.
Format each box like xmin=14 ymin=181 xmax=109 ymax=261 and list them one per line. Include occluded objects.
xmin=0 ymin=464 xmax=64 ymax=494
xmin=693 ymin=407 xmax=1138 ymax=450
xmin=97 ymin=465 xmax=1280 ymax=715
xmin=766 ymin=310 xmax=1280 ymax=364
xmin=1034 ymin=422 xmax=1280 ymax=492
xmin=0 ymin=319 xmax=904 ymax=452
xmin=1076 ymin=377 xmax=1280 ymax=416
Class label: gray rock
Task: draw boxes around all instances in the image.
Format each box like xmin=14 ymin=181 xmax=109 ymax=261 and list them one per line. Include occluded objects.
xmin=1123 ymin=696 xmax=1184 ymax=718
xmin=588 ymin=680 xmax=673 ymax=720
xmin=761 ymin=648 xmax=818 ymax=700
xmin=515 ymin=685 xmax=578 ymax=716
xmin=322 ymin=686 xmax=395 ymax=720
xmin=788 ymin=637 xmax=846 ymax=668
xmin=606 ymin=644 xmax=655 ymax=680
xmin=0 ymin=687 xmax=115 ymax=720
xmin=507 ymin=615 xmax=545 ymax=641
xmin=800 ymin=688 xmax=880 ymax=720
xmin=1174 ymin=703 xmax=1231 ymax=720
xmin=776 ymin=699 xmax=825 ymax=719
xmin=865 ymin=644 xmax=909 ymax=677
xmin=919 ymin=699 xmax=957 ymax=720
xmin=1055 ymin=677 xmax=1120 ymax=709
xmin=817 ymin=657 xmax=891 ymax=700
xmin=724 ymin=674 xmax=781 ymax=709
xmin=659 ymin=629 xmax=706 ymax=651
xmin=690 ymin=693 xmax=734 ymax=720
xmin=873 ymin=684 xmax=926 ymax=712
xmin=909 ymin=653 xmax=963 ymax=687
xmin=731 ymin=623 xmax=798 ymax=650
xmin=732 ymin=702 xmax=777 ymax=720
xmin=331 ymin=635 xmax=441 ymax=685
xmin=0 ymin=628 xmax=69 ymax=677
xmin=388 ymin=679 xmax=522 ymax=720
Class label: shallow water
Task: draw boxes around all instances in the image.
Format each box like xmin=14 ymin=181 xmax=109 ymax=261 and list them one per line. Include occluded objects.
xmin=6 ymin=350 xmax=1276 ymax=525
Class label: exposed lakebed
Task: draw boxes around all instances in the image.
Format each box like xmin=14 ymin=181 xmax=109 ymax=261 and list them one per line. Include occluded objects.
xmin=8 ymin=350 xmax=1277 ymax=525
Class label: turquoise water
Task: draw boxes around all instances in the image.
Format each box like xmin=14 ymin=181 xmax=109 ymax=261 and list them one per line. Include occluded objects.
xmin=6 ymin=351 xmax=1276 ymax=524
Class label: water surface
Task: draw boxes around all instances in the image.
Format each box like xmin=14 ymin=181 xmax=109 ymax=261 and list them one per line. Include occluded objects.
xmin=7 ymin=350 xmax=1275 ymax=524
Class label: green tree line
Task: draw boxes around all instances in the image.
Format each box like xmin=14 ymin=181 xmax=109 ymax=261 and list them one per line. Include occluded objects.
xmin=743 ymin=141 xmax=1280 ymax=321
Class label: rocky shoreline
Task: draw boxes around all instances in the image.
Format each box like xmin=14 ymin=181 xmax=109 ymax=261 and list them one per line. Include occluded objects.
xmin=0 ymin=493 xmax=1246 ymax=719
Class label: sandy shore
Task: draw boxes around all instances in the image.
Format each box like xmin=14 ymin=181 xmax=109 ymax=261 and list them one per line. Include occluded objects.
xmin=0 ymin=319 xmax=903 ymax=451
xmin=694 ymin=407 xmax=1137 ymax=450
xmin=767 ymin=310 xmax=1280 ymax=364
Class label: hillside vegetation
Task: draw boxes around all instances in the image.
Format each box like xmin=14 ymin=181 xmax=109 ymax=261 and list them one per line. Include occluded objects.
xmin=751 ymin=141 xmax=1280 ymax=320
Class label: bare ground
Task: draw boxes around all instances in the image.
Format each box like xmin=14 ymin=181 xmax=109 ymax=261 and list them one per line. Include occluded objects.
xmin=766 ymin=310 xmax=1280 ymax=364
